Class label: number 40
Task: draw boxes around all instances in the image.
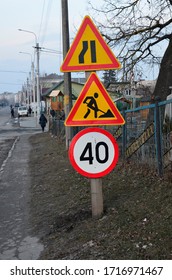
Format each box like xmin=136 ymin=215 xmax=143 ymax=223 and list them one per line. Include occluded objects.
xmin=80 ymin=142 xmax=109 ymax=165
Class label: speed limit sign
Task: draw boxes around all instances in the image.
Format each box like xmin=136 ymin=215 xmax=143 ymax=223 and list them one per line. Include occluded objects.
xmin=69 ymin=127 xmax=119 ymax=178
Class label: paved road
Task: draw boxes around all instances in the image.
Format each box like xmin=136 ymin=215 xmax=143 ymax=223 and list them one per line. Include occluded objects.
xmin=0 ymin=107 xmax=44 ymax=259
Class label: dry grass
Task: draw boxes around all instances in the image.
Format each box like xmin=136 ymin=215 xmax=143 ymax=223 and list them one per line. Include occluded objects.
xmin=29 ymin=132 xmax=172 ymax=260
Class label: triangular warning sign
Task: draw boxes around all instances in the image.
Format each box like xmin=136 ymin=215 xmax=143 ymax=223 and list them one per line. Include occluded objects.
xmin=61 ymin=16 xmax=121 ymax=72
xmin=65 ymin=73 xmax=125 ymax=126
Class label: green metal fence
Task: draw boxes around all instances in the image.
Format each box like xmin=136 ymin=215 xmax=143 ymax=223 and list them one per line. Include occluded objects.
xmin=110 ymin=98 xmax=172 ymax=176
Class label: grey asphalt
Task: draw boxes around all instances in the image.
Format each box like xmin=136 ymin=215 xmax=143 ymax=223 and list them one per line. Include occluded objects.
xmin=0 ymin=111 xmax=45 ymax=259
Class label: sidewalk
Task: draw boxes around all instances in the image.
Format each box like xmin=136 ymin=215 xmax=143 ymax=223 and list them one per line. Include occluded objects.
xmin=18 ymin=115 xmax=48 ymax=132
xmin=0 ymin=112 xmax=47 ymax=259
xmin=18 ymin=115 xmax=38 ymax=128
xmin=0 ymin=133 xmax=43 ymax=260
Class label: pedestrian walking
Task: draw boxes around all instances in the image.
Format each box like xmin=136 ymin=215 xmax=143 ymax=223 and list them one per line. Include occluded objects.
xmin=28 ymin=106 xmax=32 ymax=116
xmin=11 ymin=107 xmax=14 ymax=118
xmin=50 ymin=109 xmax=55 ymax=118
xmin=39 ymin=113 xmax=47 ymax=132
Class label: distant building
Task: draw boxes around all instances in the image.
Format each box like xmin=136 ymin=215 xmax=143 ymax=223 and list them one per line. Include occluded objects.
xmin=42 ymin=79 xmax=119 ymax=114
xmin=0 ymin=92 xmax=15 ymax=106
xmin=164 ymin=86 xmax=172 ymax=120
xmin=42 ymin=80 xmax=85 ymax=113
xmin=136 ymin=80 xmax=156 ymax=97
xmin=40 ymin=73 xmax=86 ymax=95
xmin=107 ymin=79 xmax=156 ymax=108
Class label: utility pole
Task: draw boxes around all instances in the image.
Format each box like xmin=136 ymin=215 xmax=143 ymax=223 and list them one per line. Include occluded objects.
xmin=35 ymin=42 xmax=41 ymax=116
xmin=61 ymin=0 xmax=73 ymax=149
xmin=18 ymin=29 xmax=41 ymax=118
xmin=31 ymin=61 xmax=36 ymax=116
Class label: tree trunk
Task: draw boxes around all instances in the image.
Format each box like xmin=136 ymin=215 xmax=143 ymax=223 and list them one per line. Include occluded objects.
xmin=153 ymin=35 xmax=172 ymax=101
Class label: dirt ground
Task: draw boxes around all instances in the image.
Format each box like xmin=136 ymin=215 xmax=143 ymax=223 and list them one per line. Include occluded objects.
xmin=29 ymin=132 xmax=172 ymax=260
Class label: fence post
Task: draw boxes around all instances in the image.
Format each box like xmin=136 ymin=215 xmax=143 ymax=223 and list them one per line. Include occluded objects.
xmin=154 ymin=97 xmax=163 ymax=177
xmin=122 ymin=109 xmax=127 ymax=159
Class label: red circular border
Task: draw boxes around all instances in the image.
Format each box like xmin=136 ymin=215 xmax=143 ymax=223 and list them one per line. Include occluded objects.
xmin=69 ymin=127 xmax=119 ymax=178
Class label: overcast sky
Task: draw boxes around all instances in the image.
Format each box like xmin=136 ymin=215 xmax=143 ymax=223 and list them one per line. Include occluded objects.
xmin=0 ymin=0 xmax=162 ymax=94
xmin=0 ymin=0 xmax=101 ymax=93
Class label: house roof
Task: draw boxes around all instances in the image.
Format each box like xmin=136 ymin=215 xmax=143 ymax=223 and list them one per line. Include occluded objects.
xmin=42 ymin=79 xmax=119 ymax=101
xmin=42 ymin=80 xmax=85 ymax=98
xmin=49 ymin=90 xmax=63 ymax=97
xmin=42 ymin=81 xmax=64 ymax=97
xmin=40 ymin=73 xmax=64 ymax=80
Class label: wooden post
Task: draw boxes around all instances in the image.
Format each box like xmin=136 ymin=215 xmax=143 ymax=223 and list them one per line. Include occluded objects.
xmin=122 ymin=109 xmax=127 ymax=159
xmin=91 ymin=178 xmax=103 ymax=218
xmin=85 ymin=71 xmax=104 ymax=218
xmin=154 ymin=97 xmax=163 ymax=177
xmin=61 ymin=0 xmax=73 ymax=149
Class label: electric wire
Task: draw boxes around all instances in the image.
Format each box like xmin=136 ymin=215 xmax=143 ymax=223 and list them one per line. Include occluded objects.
xmin=0 ymin=82 xmax=24 ymax=86
xmin=39 ymin=0 xmax=53 ymax=46
xmin=0 ymin=70 xmax=28 ymax=74
xmin=38 ymin=0 xmax=46 ymax=42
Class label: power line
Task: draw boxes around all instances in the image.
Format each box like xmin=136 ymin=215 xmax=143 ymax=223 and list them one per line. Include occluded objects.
xmin=39 ymin=0 xmax=53 ymax=45
xmin=38 ymin=0 xmax=46 ymax=40
xmin=0 ymin=82 xmax=23 ymax=85
xmin=40 ymin=47 xmax=62 ymax=54
xmin=0 ymin=70 xmax=28 ymax=74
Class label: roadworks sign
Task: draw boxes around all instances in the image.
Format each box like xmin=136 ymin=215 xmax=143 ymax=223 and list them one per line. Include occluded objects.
xmin=65 ymin=73 xmax=125 ymax=126
xmin=60 ymin=16 xmax=121 ymax=72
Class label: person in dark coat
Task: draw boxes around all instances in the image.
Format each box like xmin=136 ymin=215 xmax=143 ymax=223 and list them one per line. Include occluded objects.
xmin=50 ymin=109 xmax=55 ymax=118
xmin=39 ymin=113 xmax=47 ymax=132
xmin=28 ymin=106 xmax=32 ymax=116
xmin=11 ymin=107 xmax=14 ymax=118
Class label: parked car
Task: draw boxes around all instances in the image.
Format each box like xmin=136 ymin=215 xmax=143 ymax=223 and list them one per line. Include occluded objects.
xmin=14 ymin=103 xmax=20 ymax=107
xmin=18 ymin=106 xmax=28 ymax=117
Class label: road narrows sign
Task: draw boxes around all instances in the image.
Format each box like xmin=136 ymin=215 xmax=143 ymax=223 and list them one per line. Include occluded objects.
xmin=65 ymin=72 xmax=125 ymax=126
xmin=60 ymin=16 xmax=121 ymax=72
xmin=69 ymin=127 xmax=119 ymax=178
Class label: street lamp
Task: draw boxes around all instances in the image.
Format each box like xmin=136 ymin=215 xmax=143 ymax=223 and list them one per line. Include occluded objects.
xmin=19 ymin=52 xmax=36 ymax=115
xmin=18 ymin=29 xmax=40 ymax=116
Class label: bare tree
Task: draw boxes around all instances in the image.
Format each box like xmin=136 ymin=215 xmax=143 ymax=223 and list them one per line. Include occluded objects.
xmin=89 ymin=0 xmax=172 ymax=100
